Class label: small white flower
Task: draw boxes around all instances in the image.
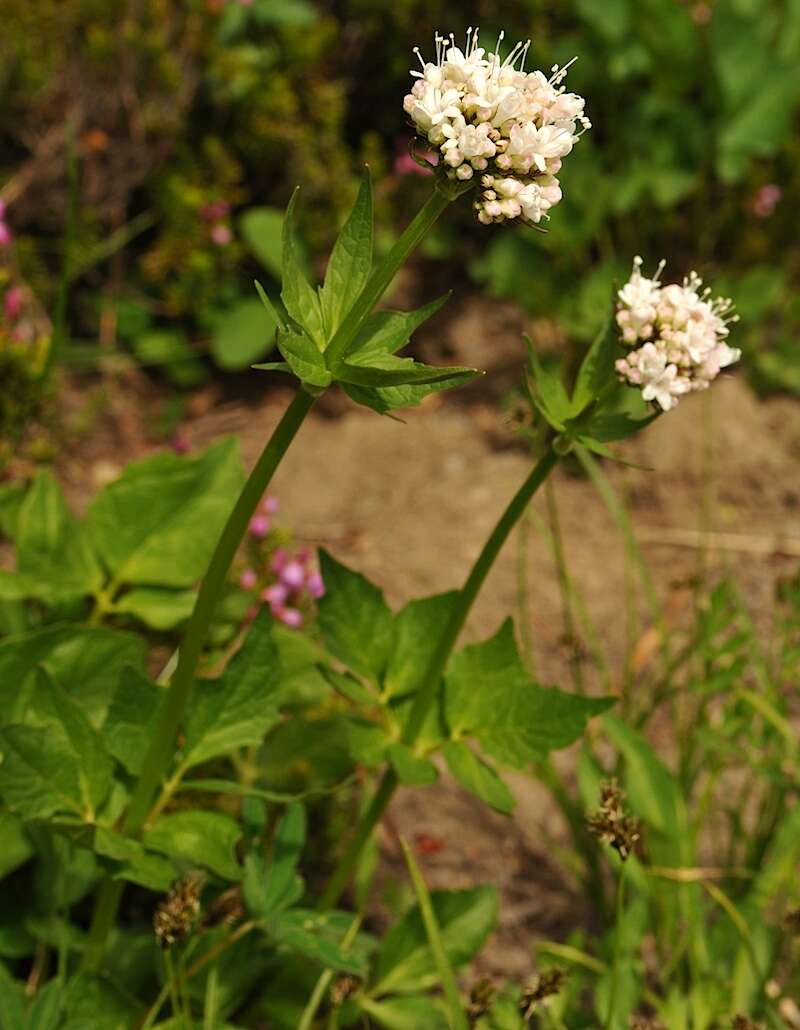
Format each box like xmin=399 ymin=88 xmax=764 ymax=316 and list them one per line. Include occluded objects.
xmin=405 ymin=28 xmax=589 ymax=226
xmin=615 ymin=258 xmax=740 ymax=411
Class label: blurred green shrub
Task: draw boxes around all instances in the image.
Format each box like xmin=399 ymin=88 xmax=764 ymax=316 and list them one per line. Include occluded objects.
xmin=1 ymin=0 xmax=798 ymax=390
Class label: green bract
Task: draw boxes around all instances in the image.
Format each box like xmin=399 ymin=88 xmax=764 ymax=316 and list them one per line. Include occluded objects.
xmin=252 ymin=171 xmax=482 ymax=411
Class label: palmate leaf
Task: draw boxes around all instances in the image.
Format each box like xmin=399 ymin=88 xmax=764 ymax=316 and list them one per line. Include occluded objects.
xmin=445 ymin=620 xmax=612 ymax=769
xmin=319 ymin=170 xmax=373 ymax=336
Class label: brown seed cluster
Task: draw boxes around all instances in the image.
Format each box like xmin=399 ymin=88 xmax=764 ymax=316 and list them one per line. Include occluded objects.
xmin=467 ymin=978 xmax=496 ymax=1025
xmin=587 ymin=779 xmax=641 ymax=860
xmin=519 ymin=967 xmax=566 ymax=1019
xmin=330 ymin=975 xmax=361 ymax=1006
xmin=153 ymin=874 xmax=203 ymax=949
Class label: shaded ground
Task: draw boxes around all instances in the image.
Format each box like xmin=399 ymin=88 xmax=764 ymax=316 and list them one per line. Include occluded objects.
xmin=47 ymin=299 xmax=800 ymax=980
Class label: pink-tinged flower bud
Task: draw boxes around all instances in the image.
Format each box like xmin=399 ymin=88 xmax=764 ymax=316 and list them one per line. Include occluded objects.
xmin=276 ymin=606 xmax=303 ymax=628
xmin=261 ymin=495 xmax=279 ymax=514
xmin=201 ymin=200 xmax=230 ymax=222
xmin=249 ymin=514 xmax=270 ymax=538
xmin=306 ymin=571 xmax=325 ymax=599
xmin=271 ymin=548 xmax=288 ymax=572
xmin=210 ymin=223 xmax=233 ymax=247
xmin=279 ymin=560 xmax=306 ymax=590
xmin=171 ymin=431 xmax=191 ymax=455
xmin=239 ymin=568 xmax=258 ymax=590
xmin=262 ymin=583 xmax=289 ymax=606
xmin=752 ymin=184 xmax=781 ymax=219
xmin=0 ymin=222 xmax=13 ymax=248
xmin=3 ymin=286 xmax=24 ymax=322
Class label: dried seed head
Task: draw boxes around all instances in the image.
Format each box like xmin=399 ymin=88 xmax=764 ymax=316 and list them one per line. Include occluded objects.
xmin=153 ymin=873 xmax=203 ymax=948
xmin=467 ymin=978 xmax=496 ymax=1024
xmin=587 ymin=779 xmax=641 ymax=861
xmin=330 ymin=975 xmax=361 ymax=1006
xmin=519 ymin=967 xmax=566 ymax=1018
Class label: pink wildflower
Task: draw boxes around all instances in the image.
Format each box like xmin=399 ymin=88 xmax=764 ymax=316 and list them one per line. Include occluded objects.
xmin=3 ymin=286 xmax=24 ymax=323
xmin=240 ymin=568 xmax=258 ymax=590
xmin=249 ymin=514 xmax=270 ymax=538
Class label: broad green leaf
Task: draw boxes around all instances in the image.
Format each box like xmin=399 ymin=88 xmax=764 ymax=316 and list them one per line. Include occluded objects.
xmin=388 ymin=744 xmax=438 ymax=786
xmin=240 ymin=206 xmax=284 ymax=279
xmin=320 ymin=170 xmax=373 ymax=336
xmin=400 ymin=839 xmax=468 ymax=1030
xmin=358 ymin=996 xmax=447 ymax=1030
xmin=348 ymin=295 xmax=450 ymax=360
xmin=320 ymin=665 xmax=376 ymax=705
xmin=243 ymin=803 xmax=305 ymax=919
xmin=281 ymin=189 xmax=326 ymax=347
xmin=102 ymin=667 xmax=162 ymax=775
xmin=93 ymin=828 xmax=174 ymax=891
xmin=317 ymin=551 xmax=394 ymax=684
xmin=373 ymin=886 xmax=498 ymax=996
xmin=0 ymin=625 xmax=146 ymax=728
xmin=446 ymin=620 xmax=613 ymax=768
xmin=0 ymin=725 xmax=87 ymax=820
xmin=143 ymin=811 xmax=242 ymax=881
xmin=15 ymin=472 xmax=102 ymax=604
xmin=0 ymin=813 xmax=32 ymax=879
xmin=442 ymin=741 xmax=514 ymax=815
xmin=342 ymin=376 xmax=474 ymax=415
xmin=211 ymin=297 xmax=277 ymax=371
xmin=181 ymin=609 xmax=281 ymax=769
xmin=273 ymin=330 xmax=332 ymax=387
xmin=383 ymin=592 xmax=458 ymax=701
xmin=269 ymin=909 xmax=372 ymax=975
xmin=88 ymin=438 xmax=245 ymax=588
xmin=112 ymin=586 xmax=196 ymax=630
xmin=23 ymin=669 xmax=114 ymax=820
xmin=340 ymin=350 xmax=478 ymax=389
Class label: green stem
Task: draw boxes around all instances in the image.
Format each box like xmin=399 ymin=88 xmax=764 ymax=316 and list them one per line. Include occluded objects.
xmin=605 ymin=863 xmax=627 ymax=1030
xmin=83 ymin=387 xmax=316 ymax=972
xmin=324 ymin=187 xmax=453 ymax=370
xmin=320 ymin=445 xmax=559 ymax=910
xmin=43 ymin=120 xmax=78 ymax=382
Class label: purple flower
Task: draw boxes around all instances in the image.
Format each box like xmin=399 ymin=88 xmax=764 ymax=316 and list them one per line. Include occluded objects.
xmin=261 ymin=496 xmax=279 ymax=515
xmin=276 ymin=606 xmax=303 ymax=628
xmin=3 ymin=286 xmax=23 ymax=323
xmin=210 ymin=223 xmax=233 ymax=247
xmin=271 ymin=548 xmax=288 ymax=572
xmin=262 ymin=583 xmax=289 ymax=607
xmin=239 ymin=568 xmax=258 ymax=590
xmin=249 ymin=514 xmax=270 ymax=539
xmin=306 ymin=571 xmax=325 ymax=599
xmin=279 ymin=560 xmax=306 ymax=591
xmin=171 ymin=431 xmax=191 ymax=455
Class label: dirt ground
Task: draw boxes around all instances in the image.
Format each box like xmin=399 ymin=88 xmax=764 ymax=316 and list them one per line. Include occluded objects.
xmin=47 ymin=299 xmax=800 ymax=980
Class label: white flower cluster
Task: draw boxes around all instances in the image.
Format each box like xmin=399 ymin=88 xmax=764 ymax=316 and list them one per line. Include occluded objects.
xmin=615 ymin=257 xmax=741 ymax=411
xmin=403 ymin=29 xmax=590 ymax=226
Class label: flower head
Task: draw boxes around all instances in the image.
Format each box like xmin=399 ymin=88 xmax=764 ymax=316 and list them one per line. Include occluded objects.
xmin=404 ymin=29 xmax=589 ymax=226
xmin=615 ymin=257 xmax=740 ymax=411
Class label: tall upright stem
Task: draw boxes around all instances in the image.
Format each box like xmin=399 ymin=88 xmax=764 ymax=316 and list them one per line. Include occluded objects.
xmin=84 ymin=184 xmax=458 ymax=970
xmin=320 ymin=445 xmax=559 ymax=910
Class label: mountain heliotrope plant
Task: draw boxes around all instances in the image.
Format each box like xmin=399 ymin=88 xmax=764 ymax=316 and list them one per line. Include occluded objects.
xmin=0 ymin=25 xmax=747 ymax=1029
